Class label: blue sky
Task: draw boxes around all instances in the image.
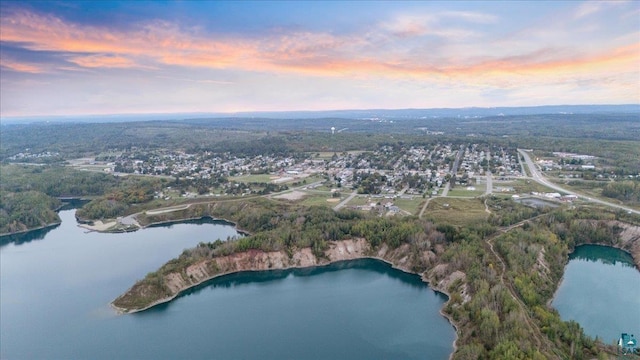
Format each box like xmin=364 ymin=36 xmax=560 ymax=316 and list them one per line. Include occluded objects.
xmin=1 ymin=0 xmax=638 ymax=117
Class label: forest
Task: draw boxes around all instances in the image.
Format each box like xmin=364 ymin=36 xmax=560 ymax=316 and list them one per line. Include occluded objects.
xmin=2 ymin=112 xmax=639 ymax=161
xmin=115 ymin=196 xmax=637 ymax=359
xmin=1 ymin=109 xmax=639 ymax=358
xmin=0 ymin=165 xmax=166 ymax=231
xmin=0 ymin=190 xmax=61 ymax=234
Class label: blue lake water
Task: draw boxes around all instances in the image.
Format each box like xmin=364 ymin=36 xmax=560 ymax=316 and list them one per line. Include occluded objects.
xmin=552 ymin=244 xmax=640 ymax=342
xmin=1 ymin=209 xmax=455 ymax=359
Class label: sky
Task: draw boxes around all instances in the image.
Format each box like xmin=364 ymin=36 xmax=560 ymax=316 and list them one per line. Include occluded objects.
xmin=0 ymin=1 xmax=638 ymax=117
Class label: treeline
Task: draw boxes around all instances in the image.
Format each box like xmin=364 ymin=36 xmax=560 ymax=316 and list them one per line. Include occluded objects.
xmin=123 ymin=200 xmax=451 ymax=311
xmin=146 ymin=201 xmax=445 ymax=259
xmin=0 ymin=191 xmax=61 ymax=234
xmin=120 ymin=195 xmax=635 ymax=359
xmin=0 ymin=164 xmax=120 ymax=196
xmin=441 ymin=207 xmax=630 ymax=359
xmin=188 ymin=136 xmax=295 ymax=157
xmin=0 ymin=164 xmax=166 ymax=222
xmin=486 ymin=197 xmax=544 ymax=226
xmin=514 ymin=137 xmax=640 ymax=175
xmin=75 ymin=178 xmax=164 ymax=220
xmin=0 ymin=121 xmax=266 ymax=161
xmin=601 ymin=180 xmax=640 ymax=204
xmin=4 ymin=117 xmax=637 ymax=176
xmin=488 ymin=207 xmax=633 ymax=359
xmin=0 ymin=164 xmax=125 ymax=234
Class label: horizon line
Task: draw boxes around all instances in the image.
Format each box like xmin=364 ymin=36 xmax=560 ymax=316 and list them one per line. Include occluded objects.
xmin=2 ymin=103 xmax=639 ymax=121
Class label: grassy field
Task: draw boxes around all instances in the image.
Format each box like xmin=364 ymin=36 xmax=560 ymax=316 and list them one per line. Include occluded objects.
xmin=310 ymin=184 xmax=336 ymax=191
xmin=295 ymin=174 xmax=328 ymax=186
xmin=297 ymin=193 xmax=340 ymax=207
xmin=448 ymin=183 xmax=486 ymax=197
xmin=518 ymin=158 xmax=532 ymax=177
xmin=558 ymin=180 xmax=606 ymax=197
xmin=447 ymin=188 xmax=486 ymax=197
xmin=393 ymin=197 xmax=425 ymax=215
xmin=344 ymin=196 xmax=373 ymax=207
xmin=310 ymin=151 xmax=367 ymax=160
xmin=229 ymin=174 xmax=274 ymax=183
xmin=497 ymin=179 xmax=557 ymax=194
xmin=311 ymin=151 xmax=339 ymax=160
xmin=558 ymin=180 xmax=640 ymax=211
xmin=229 ymin=173 xmax=326 ymax=185
xmin=422 ymin=197 xmax=488 ymax=226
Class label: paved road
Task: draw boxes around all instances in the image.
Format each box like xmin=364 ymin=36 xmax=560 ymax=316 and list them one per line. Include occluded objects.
xmin=485 ymin=171 xmax=493 ymax=196
xmin=451 ymin=146 xmax=465 ymax=179
xmin=440 ymin=146 xmax=465 ymax=197
xmin=517 ymin=150 xmax=528 ymax=176
xmin=145 ymin=204 xmax=190 ymax=215
xmin=267 ymin=180 xmax=324 ymax=198
xmin=485 ymin=151 xmax=493 ymax=196
xmin=517 ymin=149 xmax=640 ymax=215
xmin=333 ymin=190 xmax=358 ymax=211
xmin=440 ymin=182 xmax=451 ymax=197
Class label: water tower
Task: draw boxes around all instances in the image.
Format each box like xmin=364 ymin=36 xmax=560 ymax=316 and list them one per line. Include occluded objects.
xmin=331 ymin=127 xmax=336 ymax=135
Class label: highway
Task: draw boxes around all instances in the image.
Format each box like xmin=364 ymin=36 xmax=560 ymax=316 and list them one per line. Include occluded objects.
xmin=517 ymin=149 xmax=640 ymax=215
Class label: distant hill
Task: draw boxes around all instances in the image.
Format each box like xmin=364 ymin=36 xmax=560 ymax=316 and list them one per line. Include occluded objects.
xmin=2 ymin=104 xmax=638 ymax=124
xmin=220 ymin=104 xmax=640 ymax=120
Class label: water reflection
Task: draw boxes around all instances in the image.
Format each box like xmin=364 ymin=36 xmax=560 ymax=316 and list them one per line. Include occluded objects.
xmin=0 ymin=199 xmax=87 ymax=248
xmin=58 ymin=198 xmax=89 ymax=210
xmin=514 ymin=197 xmax=559 ymax=208
xmin=0 ymin=224 xmax=60 ymax=247
xmin=147 ymin=216 xmax=236 ymax=229
xmin=1 ymin=209 xmax=455 ymax=359
xmin=553 ymin=244 xmax=640 ymax=341
xmin=571 ymin=244 xmax=635 ymax=268
xmin=144 ymin=258 xmax=437 ymax=315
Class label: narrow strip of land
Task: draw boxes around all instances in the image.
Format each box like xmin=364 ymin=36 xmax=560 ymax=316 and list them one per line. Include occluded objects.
xmin=484 ymin=215 xmax=560 ymax=358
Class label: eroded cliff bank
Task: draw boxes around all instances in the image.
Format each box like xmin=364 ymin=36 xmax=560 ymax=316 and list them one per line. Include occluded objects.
xmin=111 ymin=238 xmax=462 ymax=314
xmin=614 ymin=221 xmax=640 ymax=269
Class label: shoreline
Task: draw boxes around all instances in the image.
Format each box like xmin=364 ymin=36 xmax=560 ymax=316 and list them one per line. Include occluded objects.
xmin=80 ymin=214 xmax=252 ymax=236
xmin=0 ymin=221 xmax=61 ymax=238
xmin=140 ymin=215 xmax=251 ymax=236
xmin=112 ymin=254 xmax=436 ymax=313
xmin=548 ymin=241 xmax=640 ymax=308
xmin=110 ymin=251 xmax=460 ymax=357
xmin=568 ymin=242 xmax=639 ymax=270
xmin=109 ymin=216 xmax=638 ymax=359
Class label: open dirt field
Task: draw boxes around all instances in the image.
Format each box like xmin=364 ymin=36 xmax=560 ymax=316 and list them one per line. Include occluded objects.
xmin=273 ymin=191 xmax=307 ymax=200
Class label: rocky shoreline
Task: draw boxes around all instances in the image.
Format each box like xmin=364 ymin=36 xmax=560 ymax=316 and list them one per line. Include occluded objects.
xmin=108 ymin=214 xmax=640 ymax=360
xmin=111 ymin=238 xmax=462 ymax=357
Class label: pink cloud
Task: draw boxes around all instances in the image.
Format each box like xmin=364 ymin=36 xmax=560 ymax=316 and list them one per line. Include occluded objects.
xmin=68 ymin=55 xmax=138 ymax=68
xmin=0 ymin=7 xmax=638 ymax=94
xmin=0 ymin=58 xmax=46 ymax=73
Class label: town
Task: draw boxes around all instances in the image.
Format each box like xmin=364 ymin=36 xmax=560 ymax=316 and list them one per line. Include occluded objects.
xmin=61 ymin=142 xmax=618 ymax=217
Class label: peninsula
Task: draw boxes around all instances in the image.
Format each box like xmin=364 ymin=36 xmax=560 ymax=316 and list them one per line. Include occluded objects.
xmin=111 ymin=197 xmax=640 ymax=359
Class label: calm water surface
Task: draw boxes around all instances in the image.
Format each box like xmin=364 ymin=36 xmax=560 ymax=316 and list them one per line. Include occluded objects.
xmin=552 ymin=245 xmax=640 ymax=342
xmin=1 ymin=209 xmax=455 ymax=359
